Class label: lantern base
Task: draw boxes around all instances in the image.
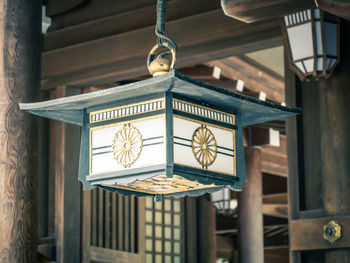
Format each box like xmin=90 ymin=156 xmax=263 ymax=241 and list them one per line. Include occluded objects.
xmin=101 ymin=174 xmax=222 ymax=195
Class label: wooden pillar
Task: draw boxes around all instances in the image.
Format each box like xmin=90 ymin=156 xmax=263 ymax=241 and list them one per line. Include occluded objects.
xmin=318 ymin=20 xmax=350 ymax=263
xmin=53 ymin=86 xmax=82 ymax=263
xmin=0 ymin=1 xmax=41 ymax=262
xmin=238 ymin=147 xmax=263 ymax=263
xmin=198 ymin=194 xmax=216 ymax=263
xmin=286 ymin=19 xmax=350 ymax=263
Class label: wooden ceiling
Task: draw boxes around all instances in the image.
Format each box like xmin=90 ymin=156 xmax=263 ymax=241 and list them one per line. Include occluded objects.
xmin=221 ymin=0 xmax=350 ymax=22
xmin=42 ymin=0 xmax=283 ymax=89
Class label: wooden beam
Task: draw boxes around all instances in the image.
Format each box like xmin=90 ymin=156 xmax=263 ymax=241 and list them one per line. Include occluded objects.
xmin=205 ymin=56 xmax=285 ymax=103
xmin=45 ymin=0 xmax=86 ymax=17
xmin=42 ymin=10 xmax=282 ymax=88
xmin=0 ymin=1 xmax=41 ymax=262
xmin=217 ymin=214 xmax=287 ymax=232
xmin=88 ymin=246 xmax=139 ymax=263
xmin=261 ymin=150 xmax=288 ymax=177
xmin=319 ymin=0 xmax=350 ymax=21
xmin=263 ymin=204 xmax=288 ymax=218
xmin=264 ymin=247 xmax=289 ymax=263
xmin=178 ymin=65 xmax=216 ymax=81
xmin=48 ymin=0 xmax=155 ymax=30
xmin=263 ymin=193 xmax=288 ymax=205
xmin=290 ymin=216 xmax=350 ymax=251
xmin=261 ymin=135 xmax=288 ymax=177
xmin=45 ymin=0 xmax=220 ymax=50
xmin=221 ymin=0 xmax=314 ymax=23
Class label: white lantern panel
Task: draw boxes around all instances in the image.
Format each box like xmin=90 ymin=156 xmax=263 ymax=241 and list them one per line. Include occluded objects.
xmin=314 ymin=8 xmax=321 ymax=19
xmin=324 ymin=22 xmax=338 ymax=57
xmin=315 ymin=21 xmax=323 ymax=56
xmin=211 ymin=188 xmax=231 ymax=210
xmin=295 ymin=62 xmax=306 ymax=74
xmin=173 ymin=116 xmax=235 ymax=176
xmin=303 ymin=58 xmax=314 ymax=73
xmin=326 ymin=58 xmax=337 ymax=71
xmin=317 ymin=57 xmax=324 ymax=72
xmin=90 ymin=116 xmax=165 ymax=175
xmin=287 ymin=23 xmax=314 ymax=61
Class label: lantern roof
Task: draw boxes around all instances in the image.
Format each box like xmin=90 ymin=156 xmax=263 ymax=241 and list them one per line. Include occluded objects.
xmin=20 ymin=71 xmax=299 ymax=125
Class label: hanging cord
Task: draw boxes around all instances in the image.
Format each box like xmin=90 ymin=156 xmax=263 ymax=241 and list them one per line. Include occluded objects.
xmin=147 ymin=0 xmax=177 ymax=76
xmin=155 ymin=0 xmax=177 ymax=51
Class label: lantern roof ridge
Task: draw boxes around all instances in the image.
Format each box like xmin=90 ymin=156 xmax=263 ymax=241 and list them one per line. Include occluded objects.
xmin=20 ymin=70 xmax=300 ymax=126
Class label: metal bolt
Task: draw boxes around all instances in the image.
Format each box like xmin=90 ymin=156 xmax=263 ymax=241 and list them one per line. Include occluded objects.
xmin=325 ymin=226 xmax=334 ymax=236
xmin=323 ymin=221 xmax=342 ymax=244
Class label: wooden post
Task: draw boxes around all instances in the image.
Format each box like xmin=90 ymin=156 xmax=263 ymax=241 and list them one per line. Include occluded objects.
xmin=319 ymin=20 xmax=350 ymax=263
xmin=198 ymin=194 xmax=216 ymax=263
xmin=0 ymin=1 xmax=41 ymax=262
xmin=238 ymin=147 xmax=264 ymax=263
xmin=185 ymin=197 xmax=198 ymax=263
xmin=54 ymin=86 xmax=82 ymax=263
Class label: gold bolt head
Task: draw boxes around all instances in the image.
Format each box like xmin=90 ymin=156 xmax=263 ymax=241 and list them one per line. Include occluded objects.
xmin=323 ymin=220 xmax=342 ymax=244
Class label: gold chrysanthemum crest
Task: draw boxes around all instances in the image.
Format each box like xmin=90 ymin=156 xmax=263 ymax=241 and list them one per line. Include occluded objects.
xmin=191 ymin=124 xmax=217 ymax=168
xmin=112 ymin=124 xmax=143 ymax=168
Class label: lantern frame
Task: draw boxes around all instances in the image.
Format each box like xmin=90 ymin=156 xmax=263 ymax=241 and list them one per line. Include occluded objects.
xmin=20 ymin=71 xmax=299 ymax=199
xmin=282 ymin=8 xmax=340 ymax=80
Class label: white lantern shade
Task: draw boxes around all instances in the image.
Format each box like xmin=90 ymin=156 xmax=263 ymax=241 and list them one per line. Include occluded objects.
xmin=283 ymin=8 xmax=340 ymax=80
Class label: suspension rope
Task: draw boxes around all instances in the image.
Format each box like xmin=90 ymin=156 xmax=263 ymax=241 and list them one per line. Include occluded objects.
xmin=155 ymin=0 xmax=177 ymax=51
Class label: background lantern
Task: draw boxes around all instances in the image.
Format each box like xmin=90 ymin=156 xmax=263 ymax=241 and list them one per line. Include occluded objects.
xmin=282 ymin=8 xmax=340 ymax=80
xmin=211 ymin=188 xmax=237 ymax=215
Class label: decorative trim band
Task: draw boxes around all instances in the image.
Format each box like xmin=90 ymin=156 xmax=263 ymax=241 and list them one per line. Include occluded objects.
xmin=173 ymin=99 xmax=234 ymax=125
xmin=284 ymin=10 xmax=311 ymax=27
xmin=90 ymin=98 xmax=165 ymax=123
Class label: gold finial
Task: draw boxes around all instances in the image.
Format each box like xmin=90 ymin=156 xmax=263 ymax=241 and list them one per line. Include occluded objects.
xmin=148 ymin=54 xmax=171 ymax=77
xmin=147 ymin=42 xmax=176 ymax=77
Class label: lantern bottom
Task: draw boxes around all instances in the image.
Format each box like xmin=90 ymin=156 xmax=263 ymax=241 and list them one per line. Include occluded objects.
xmin=99 ymin=174 xmax=223 ymax=198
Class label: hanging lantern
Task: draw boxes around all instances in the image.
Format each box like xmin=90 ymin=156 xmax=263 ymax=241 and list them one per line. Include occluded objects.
xmin=282 ymin=8 xmax=340 ymax=80
xmin=211 ymin=188 xmax=237 ymax=215
xmin=20 ymin=0 xmax=299 ymax=201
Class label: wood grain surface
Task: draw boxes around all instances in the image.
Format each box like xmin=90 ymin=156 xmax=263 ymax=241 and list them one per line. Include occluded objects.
xmin=238 ymin=147 xmax=264 ymax=263
xmin=0 ymin=1 xmax=41 ymax=262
